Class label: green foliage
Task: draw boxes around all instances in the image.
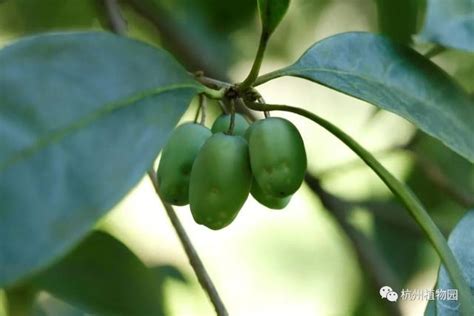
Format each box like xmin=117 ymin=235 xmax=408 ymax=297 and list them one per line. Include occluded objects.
xmin=375 ymin=0 xmax=423 ymax=43
xmin=0 ymin=0 xmax=99 ymax=36
xmin=435 ymin=211 xmax=474 ymax=315
xmin=258 ymin=0 xmax=290 ymax=38
xmin=30 ymin=231 xmax=166 ymax=316
xmin=256 ymin=32 xmax=474 ymax=162
xmin=189 ymin=133 xmax=252 ymax=230
xmin=157 ymin=123 xmax=212 ymax=206
xmin=419 ymin=0 xmax=474 ymax=52
xmin=211 ymin=113 xmax=250 ymax=136
xmin=248 ymin=117 xmax=306 ymax=197
xmin=0 ymin=32 xmax=202 ymax=287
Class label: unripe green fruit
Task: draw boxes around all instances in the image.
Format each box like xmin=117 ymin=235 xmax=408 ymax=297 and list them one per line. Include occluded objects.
xmin=248 ymin=117 xmax=307 ymax=197
xmin=211 ymin=113 xmax=250 ymax=136
xmin=189 ymin=133 xmax=252 ymax=230
xmin=251 ymin=178 xmax=291 ymax=210
xmin=157 ymin=123 xmax=212 ymax=206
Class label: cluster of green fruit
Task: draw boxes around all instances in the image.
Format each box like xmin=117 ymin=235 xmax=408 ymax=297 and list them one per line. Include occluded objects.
xmin=157 ymin=113 xmax=307 ymax=230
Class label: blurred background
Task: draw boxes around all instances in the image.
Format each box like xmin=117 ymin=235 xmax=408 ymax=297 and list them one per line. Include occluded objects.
xmin=0 ymin=0 xmax=473 ymax=315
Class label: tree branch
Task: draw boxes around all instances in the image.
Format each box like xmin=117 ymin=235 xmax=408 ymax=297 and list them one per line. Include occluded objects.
xmin=102 ymin=0 xmax=128 ymax=35
xmin=99 ymin=3 xmax=229 ymax=314
xmin=147 ymin=170 xmax=228 ymax=316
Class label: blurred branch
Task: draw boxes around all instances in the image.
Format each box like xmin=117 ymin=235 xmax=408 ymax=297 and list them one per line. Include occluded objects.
xmin=305 ymin=174 xmax=402 ymax=316
xmin=102 ymin=0 xmax=128 ymax=35
xmin=123 ymin=0 xmax=223 ymax=78
xmin=147 ymin=170 xmax=229 ymax=316
xmin=413 ymin=154 xmax=474 ymax=209
xmin=317 ymin=144 xmax=473 ymax=209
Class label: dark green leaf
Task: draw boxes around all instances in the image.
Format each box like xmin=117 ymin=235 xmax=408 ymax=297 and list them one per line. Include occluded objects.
xmin=0 ymin=32 xmax=202 ymax=287
xmin=258 ymin=0 xmax=290 ymax=38
xmin=259 ymin=32 xmax=474 ymax=162
xmin=436 ymin=210 xmax=474 ymax=315
xmin=31 ymin=231 xmax=165 ymax=316
xmin=419 ymin=0 xmax=474 ymax=52
xmin=375 ymin=0 xmax=423 ymax=44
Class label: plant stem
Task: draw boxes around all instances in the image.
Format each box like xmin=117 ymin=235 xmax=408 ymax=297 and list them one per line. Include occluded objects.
xmin=103 ymin=0 xmax=128 ymax=35
xmin=101 ymin=2 xmax=227 ymax=314
xmin=147 ymin=170 xmax=229 ymax=316
xmin=199 ymin=95 xmax=207 ymax=125
xmin=239 ymin=34 xmax=269 ymax=91
xmin=246 ymin=102 xmax=474 ymax=316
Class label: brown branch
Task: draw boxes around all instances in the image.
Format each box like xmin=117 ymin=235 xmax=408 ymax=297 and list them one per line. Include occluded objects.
xmin=147 ymin=170 xmax=229 ymax=316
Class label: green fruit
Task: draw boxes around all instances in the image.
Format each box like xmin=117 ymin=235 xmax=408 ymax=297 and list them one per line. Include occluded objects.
xmin=248 ymin=117 xmax=307 ymax=197
xmin=157 ymin=123 xmax=212 ymax=206
xmin=189 ymin=133 xmax=252 ymax=230
xmin=211 ymin=113 xmax=250 ymax=136
xmin=251 ymin=179 xmax=291 ymax=210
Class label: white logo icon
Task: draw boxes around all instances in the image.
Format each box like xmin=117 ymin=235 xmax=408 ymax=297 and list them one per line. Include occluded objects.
xmin=380 ymin=286 xmax=398 ymax=302
xmin=387 ymin=291 xmax=399 ymax=302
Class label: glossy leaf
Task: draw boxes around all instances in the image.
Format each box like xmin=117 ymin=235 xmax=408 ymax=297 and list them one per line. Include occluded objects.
xmin=31 ymin=231 xmax=165 ymax=316
xmin=256 ymin=32 xmax=474 ymax=162
xmin=258 ymin=0 xmax=290 ymax=37
xmin=0 ymin=32 xmax=202 ymax=287
xmin=419 ymin=0 xmax=474 ymax=52
xmin=436 ymin=210 xmax=474 ymax=315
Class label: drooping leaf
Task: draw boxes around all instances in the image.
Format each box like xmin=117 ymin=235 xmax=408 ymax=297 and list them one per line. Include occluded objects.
xmin=436 ymin=210 xmax=474 ymax=315
xmin=258 ymin=0 xmax=290 ymax=38
xmin=31 ymin=231 xmax=165 ymax=316
xmin=0 ymin=32 xmax=203 ymax=287
xmin=258 ymin=32 xmax=474 ymax=162
xmin=375 ymin=0 xmax=423 ymax=44
xmin=419 ymin=0 xmax=474 ymax=52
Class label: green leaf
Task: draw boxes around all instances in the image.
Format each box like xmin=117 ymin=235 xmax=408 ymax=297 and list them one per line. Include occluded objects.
xmin=258 ymin=0 xmax=290 ymax=38
xmin=419 ymin=0 xmax=474 ymax=52
xmin=436 ymin=210 xmax=474 ymax=315
xmin=0 ymin=32 xmax=202 ymax=287
xmin=30 ymin=231 xmax=165 ymax=316
xmin=255 ymin=32 xmax=474 ymax=162
xmin=375 ymin=0 xmax=422 ymax=44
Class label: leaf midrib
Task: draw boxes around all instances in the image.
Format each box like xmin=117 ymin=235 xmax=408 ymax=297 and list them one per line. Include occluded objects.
xmin=0 ymin=83 xmax=201 ymax=172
